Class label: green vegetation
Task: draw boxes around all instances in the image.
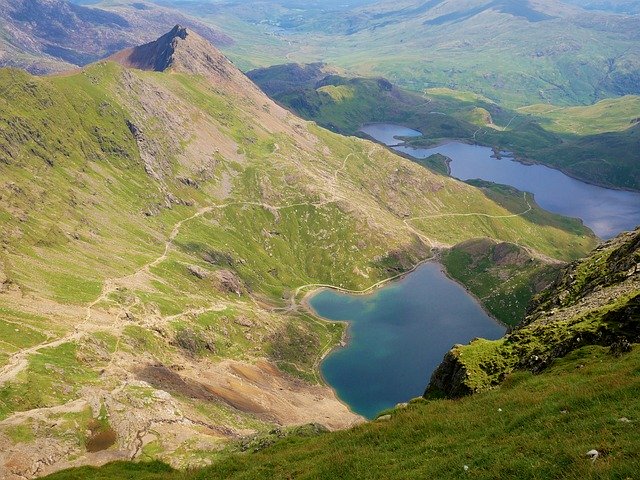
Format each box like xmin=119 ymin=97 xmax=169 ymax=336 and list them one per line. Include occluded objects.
xmin=442 ymin=238 xmax=559 ymax=325
xmin=519 ymin=96 xmax=640 ymax=135
xmin=428 ymin=228 xmax=640 ymax=396
xmin=0 ymin=342 xmax=100 ymax=420
xmin=185 ymin=0 xmax=640 ymax=108
xmin=0 ymin=33 xmax=604 ymax=473
xmin=43 ymin=344 xmax=640 ymax=480
xmin=249 ymin=65 xmax=640 ymax=190
xmin=40 ymin=228 xmax=640 ymax=480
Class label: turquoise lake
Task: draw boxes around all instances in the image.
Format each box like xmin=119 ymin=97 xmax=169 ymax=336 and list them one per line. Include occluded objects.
xmin=311 ymin=263 xmax=506 ymax=419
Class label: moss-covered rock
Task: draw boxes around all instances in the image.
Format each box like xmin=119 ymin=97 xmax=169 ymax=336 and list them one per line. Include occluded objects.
xmin=427 ymin=227 xmax=640 ymax=397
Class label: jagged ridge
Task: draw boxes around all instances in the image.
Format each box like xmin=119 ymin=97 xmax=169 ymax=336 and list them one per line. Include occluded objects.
xmin=426 ymin=227 xmax=640 ymax=398
xmin=109 ymin=24 xmax=189 ymax=72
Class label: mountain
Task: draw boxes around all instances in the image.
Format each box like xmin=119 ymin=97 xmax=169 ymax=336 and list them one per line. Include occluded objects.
xmin=0 ymin=27 xmax=596 ymax=478
xmin=0 ymin=0 xmax=232 ymax=74
xmin=42 ymin=228 xmax=640 ymax=480
xmin=176 ymin=0 xmax=640 ymax=106
xmin=561 ymin=0 xmax=640 ymax=13
xmin=427 ymin=227 xmax=640 ymax=397
xmin=247 ymin=63 xmax=640 ymax=190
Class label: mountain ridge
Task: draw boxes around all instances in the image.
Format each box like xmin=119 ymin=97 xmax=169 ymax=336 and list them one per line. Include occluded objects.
xmin=0 ymin=26 xmax=601 ymax=478
xmin=0 ymin=0 xmax=232 ymax=74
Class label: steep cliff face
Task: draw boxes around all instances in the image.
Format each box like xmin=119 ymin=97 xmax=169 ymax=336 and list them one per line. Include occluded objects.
xmin=426 ymin=227 xmax=640 ymax=398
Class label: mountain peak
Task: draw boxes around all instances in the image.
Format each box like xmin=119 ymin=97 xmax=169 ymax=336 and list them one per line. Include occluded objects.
xmin=167 ymin=24 xmax=189 ymax=41
xmin=108 ymin=24 xmax=195 ymax=72
xmin=108 ymin=24 xmax=234 ymax=79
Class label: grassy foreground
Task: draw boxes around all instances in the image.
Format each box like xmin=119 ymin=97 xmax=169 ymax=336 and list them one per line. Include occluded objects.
xmin=44 ymin=344 xmax=640 ymax=480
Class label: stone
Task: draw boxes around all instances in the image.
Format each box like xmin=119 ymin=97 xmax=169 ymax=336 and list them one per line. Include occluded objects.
xmin=187 ymin=265 xmax=209 ymax=279
xmin=234 ymin=316 xmax=254 ymax=328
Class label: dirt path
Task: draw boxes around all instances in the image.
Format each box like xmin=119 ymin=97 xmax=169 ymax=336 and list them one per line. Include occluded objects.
xmin=405 ymin=191 xmax=532 ymax=224
xmin=0 ymin=149 xmax=532 ymax=387
xmin=0 ymin=207 xmax=215 ymax=387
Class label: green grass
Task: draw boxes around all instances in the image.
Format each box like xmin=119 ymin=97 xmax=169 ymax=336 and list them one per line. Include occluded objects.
xmin=0 ymin=318 xmax=48 ymax=350
xmin=249 ymin=65 xmax=640 ymax=190
xmin=519 ymin=96 xmax=640 ymax=135
xmin=42 ymin=344 xmax=640 ymax=480
xmin=442 ymin=239 xmax=559 ymax=325
xmin=5 ymin=421 xmax=36 ymax=443
xmin=194 ymin=1 xmax=640 ymax=108
xmin=0 ymin=342 xmax=100 ymax=420
xmin=432 ymin=290 xmax=639 ymax=396
xmin=0 ymin=57 xmax=602 ymax=468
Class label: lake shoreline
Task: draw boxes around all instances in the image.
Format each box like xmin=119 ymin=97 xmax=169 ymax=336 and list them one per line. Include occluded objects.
xmin=359 ymin=123 xmax=640 ymax=194
xmin=361 ymin=123 xmax=640 ymax=239
xmin=302 ymin=256 xmax=507 ymax=418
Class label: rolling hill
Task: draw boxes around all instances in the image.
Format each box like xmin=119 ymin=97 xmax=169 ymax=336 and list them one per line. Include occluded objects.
xmin=177 ymin=0 xmax=640 ymax=107
xmin=247 ymin=63 xmax=640 ymax=190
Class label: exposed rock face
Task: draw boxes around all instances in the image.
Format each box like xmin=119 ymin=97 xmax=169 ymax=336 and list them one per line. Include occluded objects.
xmin=187 ymin=265 xmax=209 ymax=280
xmin=109 ymin=24 xmax=264 ymax=96
xmin=426 ymin=227 xmax=640 ymax=398
xmin=424 ymin=347 xmax=472 ymax=398
xmin=109 ymin=25 xmax=189 ymax=72
xmin=492 ymin=241 xmax=531 ymax=267
xmin=526 ymin=229 xmax=640 ymax=321
xmin=214 ymin=269 xmax=245 ymax=296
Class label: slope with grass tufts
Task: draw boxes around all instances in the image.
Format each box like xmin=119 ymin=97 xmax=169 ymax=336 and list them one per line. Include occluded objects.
xmin=0 ymin=27 xmax=596 ymax=478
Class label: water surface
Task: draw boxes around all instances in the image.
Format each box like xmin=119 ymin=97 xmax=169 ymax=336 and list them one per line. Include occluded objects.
xmin=360 ymin=124 xmax=640 ymax=238
xmin=312 ymin=263 xmax=505 ymax=419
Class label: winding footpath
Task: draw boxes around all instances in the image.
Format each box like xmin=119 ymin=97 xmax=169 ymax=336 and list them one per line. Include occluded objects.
xmin=0 ymin=147 xmax=536 ymax=387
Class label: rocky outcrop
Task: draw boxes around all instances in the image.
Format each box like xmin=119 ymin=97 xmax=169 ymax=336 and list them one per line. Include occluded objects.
xmin=109 ymin=25 xmax=189 ymax=72
xmin=425 ymin=347 xmax=472 ymax=398
xmin=214 ymin=269 xmax=245 ymax=296
xmin=426 ymin=227 xmax=640 ymax=398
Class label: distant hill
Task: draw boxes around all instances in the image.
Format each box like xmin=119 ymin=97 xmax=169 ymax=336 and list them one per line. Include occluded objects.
xmin=176 ymin=0 xmax=640 ymax=106
xmin=561 ymin=0 xmax=640 ymax=13
xmin=248 ymin=63 xmax=640 ymax=191
xmin=0 ymin=0 xmax=232 ymax=74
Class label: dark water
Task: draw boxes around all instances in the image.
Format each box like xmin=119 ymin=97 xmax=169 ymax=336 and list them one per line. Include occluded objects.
xmin=360 ymin=123 xmax=640 ymax=239
xmin=311 ymin=263 xmax=505 ymax=419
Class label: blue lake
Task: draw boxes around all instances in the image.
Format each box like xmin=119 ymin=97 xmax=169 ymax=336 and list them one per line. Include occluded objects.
xmin=360 ymin=123 xmax=640 ymax=239
xmin=311 ymin=263 xmax=506 ymax=419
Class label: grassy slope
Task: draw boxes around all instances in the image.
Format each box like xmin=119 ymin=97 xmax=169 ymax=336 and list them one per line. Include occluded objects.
xmin=0 ymin=59 xmax=596 ymax=470
xmin=248 ymin=66 xmax=640 ymax=190
xmin=519 ymin=96 xmax=640 ymax=135
xmin=44 ymin=344 xmax=640 ymax=480
xmin=427 ymin=228 xmax=640 ymax=397
xmin=441 ymin=238 xmax=560 ymax=326
xmin=41 ymin=229 xmax=640 ymax=479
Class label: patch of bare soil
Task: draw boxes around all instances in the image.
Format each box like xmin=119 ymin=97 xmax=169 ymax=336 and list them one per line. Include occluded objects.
xmin=189 ymin=359 xmax=363 ymax=431
xmin=137 ymin=364 xmax=217 ymax=401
